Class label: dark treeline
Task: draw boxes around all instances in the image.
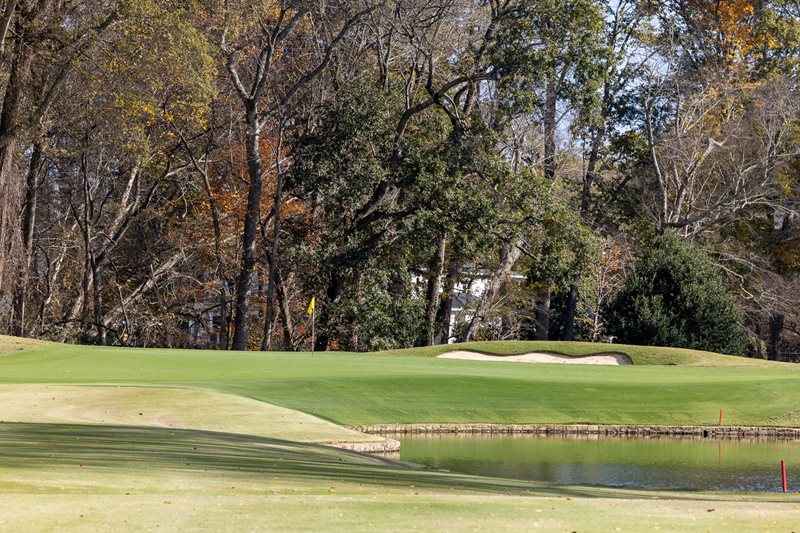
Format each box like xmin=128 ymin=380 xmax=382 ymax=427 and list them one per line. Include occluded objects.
xmin=0 ymin=0 xmax=798 ymax=357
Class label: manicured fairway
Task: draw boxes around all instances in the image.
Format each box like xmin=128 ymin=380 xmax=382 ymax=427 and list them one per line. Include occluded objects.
xmin=1 ymin=341 xmax=799 ymax=426
xmin=2 ymin=338 xmax=800 ymax=531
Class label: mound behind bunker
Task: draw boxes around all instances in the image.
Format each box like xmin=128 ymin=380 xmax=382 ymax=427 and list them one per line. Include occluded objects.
xmin=437 ymin=351 xmax=632 ymax=365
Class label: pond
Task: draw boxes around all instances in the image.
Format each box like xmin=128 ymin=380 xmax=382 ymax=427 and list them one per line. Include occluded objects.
xmin=394 ymin=434 xmax=800 ymax=492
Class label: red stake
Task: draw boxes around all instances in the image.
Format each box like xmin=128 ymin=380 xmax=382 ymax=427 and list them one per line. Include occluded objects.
xmin=781 ymin=460 xmax=788 ymax=493
xmin=719 ymin=409 xmax=723 ymax=426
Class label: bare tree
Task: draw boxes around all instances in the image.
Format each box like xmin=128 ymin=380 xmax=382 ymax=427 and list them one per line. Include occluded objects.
xmin=641 ymin=70 xmax=800 ymax=236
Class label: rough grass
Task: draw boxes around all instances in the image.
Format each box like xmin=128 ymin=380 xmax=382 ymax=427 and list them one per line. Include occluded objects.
xmin=0 ymin=335 xmax=50 ymax=355
xmin=0 ymin=384 xmax=383 ymax=444
xmin=1 ymin=422 xmax=799 ymax=532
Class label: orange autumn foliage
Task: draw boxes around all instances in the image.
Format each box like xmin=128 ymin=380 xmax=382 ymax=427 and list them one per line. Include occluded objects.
xmin=181 ymin=132 xmax=309 ymax=297
xmin=687 ymin=0 xmax=761 ymax=62
xmin=214 ymin=135 xmax=306 ymax=233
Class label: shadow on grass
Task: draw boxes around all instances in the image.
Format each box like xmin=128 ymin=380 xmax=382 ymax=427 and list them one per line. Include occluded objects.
xmin=0 ymin=422 xmax=788 ymax=502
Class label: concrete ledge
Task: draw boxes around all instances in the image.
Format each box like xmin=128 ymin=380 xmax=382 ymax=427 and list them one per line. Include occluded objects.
xmin=351 ymin=423 xmax=800 ymax=440
xmin=323 ymin=437 xmax=401 ymax=453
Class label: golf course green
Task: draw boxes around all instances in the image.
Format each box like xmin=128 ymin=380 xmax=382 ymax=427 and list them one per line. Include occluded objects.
xmin=1 ymin=336 xmax=800 ymax=531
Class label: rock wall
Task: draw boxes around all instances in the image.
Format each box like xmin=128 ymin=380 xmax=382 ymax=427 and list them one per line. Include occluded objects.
xmin=324 ymin=437 xmax=401 ymax=453
xmin=352 ymin=423 xmax=800 ymax=440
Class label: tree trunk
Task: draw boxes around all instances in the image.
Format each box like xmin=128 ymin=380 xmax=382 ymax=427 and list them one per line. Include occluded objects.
xmin=276 ymin=269 xmax=295 ymax=351
xmin=260 ymin=269 xmax=279 ymax=351
xmin=464 ymin=241 xmax=523 ymax=342
xmin=11 ymin=140 xmax=42 ymax=336
xmin=580 ymin=126 xmax=604 ymax=217
xmin=543 ymin=78 xmax=557 ymax=182
xmin=591 ymin=297 xmax=602 ymax=342
xmin=0 ymin=36 xmax=32 ymax=298
xmin=533 ymin=78 xmax=557 ymax=343
xmin=535 ymin=288 xmax=551 ymax=341
xmin=580 ymin=80 xmax=612 ymax=219
xmin=231 ymin=107 xmax=264 ymax=350
xmin=77 ymin=143 xmax=96 ymax=338
xmin=768 ymin=313 xmax=784 ymax=361
xmin=199 ymin=165 xmax=229 ymax=349
xmin=314 ymin=272 xmax=345 ymax=351
xmin=92 ymin=258 xmax=105 ymax=344
xmin=41 ymin=219 xmax=75 ymax=333
xmin=349 ymin=269 xmax=363 ymax=351
xmin=422 ymin=234 xmax=447 ymax=346
xmin=754 ymin=322 xmax=763 ymax=359
xmin=78 ymin=252 xmax=91 ymax=331
xmin=561 ymin=283 xmax=578 ymax=341
xmin=261 ymin=135 xmax=284 ymax=351
xmin=434 ymin=256 xmax=462 ymax=345
xmin=0 ymin=0 xmax=17 ymax=56
xmin=79 ymin=202 xmax=92 ymax=334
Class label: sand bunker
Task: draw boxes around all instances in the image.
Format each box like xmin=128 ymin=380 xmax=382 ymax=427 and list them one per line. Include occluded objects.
xmin=438 ymin=350 xmax=632 ymax=365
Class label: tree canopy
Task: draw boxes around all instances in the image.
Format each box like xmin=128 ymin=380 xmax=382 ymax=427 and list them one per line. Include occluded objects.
xmin=0 ymin=0 xmax=798 ymax=358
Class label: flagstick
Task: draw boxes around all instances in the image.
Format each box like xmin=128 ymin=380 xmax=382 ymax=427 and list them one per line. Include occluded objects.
xmin=311 ymin=305 xmax=315 ymax=356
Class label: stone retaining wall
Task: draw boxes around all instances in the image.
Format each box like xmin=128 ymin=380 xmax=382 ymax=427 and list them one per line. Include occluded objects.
xmin=324 ymin=437 xmax=401 ymax=453
xmin=351 ymin=423 xmax=800 ymax=440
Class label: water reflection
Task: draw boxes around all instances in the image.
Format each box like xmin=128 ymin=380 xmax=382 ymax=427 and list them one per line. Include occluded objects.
xmin=392 ymin=433 xmax=800 ymax=492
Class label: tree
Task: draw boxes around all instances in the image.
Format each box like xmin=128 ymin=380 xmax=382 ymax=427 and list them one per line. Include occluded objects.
xmin=487 ymin=0 xmax=606 ymax=340
xmin=286 ymin=82 xmax=502 ymax=350
xmin=2 ymin=0 xmax=799 ymax=359
xmin=219 ymin=0 xmax=380 ymax=350
xmin=6 ymin=0 xmax=214 ymax=343
xmin=0 ymin=0 xmax=120 ymax=316
xmin=605 ymin=231 xmax=746 ymax=354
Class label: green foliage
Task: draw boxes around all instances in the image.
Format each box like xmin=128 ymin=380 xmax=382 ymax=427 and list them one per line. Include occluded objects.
xmin=525 ymin=202 xmax=598 ymax=286
xmin=491 ymin=0 xmax=607 ymax=123
xmin=287 ymin=83 xmax=536 ymax=350
xmin=324 ymin=267 xmax=425 ymax=352
xmin=605 ymin=232 xmax=747 ymax=355
xmin=753 ymin=1 xmax=800 ymax=75
xmin=403 ymin=124 xmax=503 ymax=256
xmin=288 ymin=84 xmax=395 ymax=254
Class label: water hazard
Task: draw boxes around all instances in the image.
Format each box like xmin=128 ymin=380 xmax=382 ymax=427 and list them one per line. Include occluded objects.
xmin=395 ymin=434 xmax=800 ymax=492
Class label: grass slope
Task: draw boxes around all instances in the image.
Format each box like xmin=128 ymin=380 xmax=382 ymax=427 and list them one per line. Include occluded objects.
xmin=0 ymin=384 xmax=382 ymax=444
xmin=0 ymin=335 xmax=50 ymax=355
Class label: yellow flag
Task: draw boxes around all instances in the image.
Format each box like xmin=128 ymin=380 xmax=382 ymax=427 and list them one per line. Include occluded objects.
xmin=307 ymin=297 xmax=315 ymax=316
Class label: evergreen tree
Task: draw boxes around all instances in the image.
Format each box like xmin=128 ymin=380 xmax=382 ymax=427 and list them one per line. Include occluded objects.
xmin=606 ymin=232 xmax=746 ymax=355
